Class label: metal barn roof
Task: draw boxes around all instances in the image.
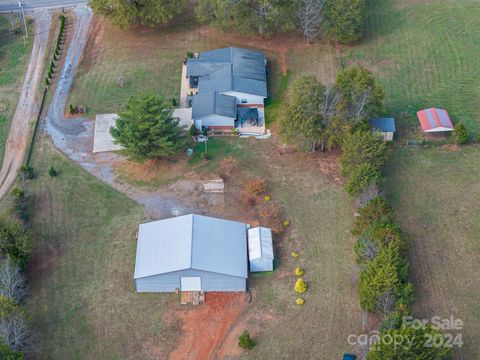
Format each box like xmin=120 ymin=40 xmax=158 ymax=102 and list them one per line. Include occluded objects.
xmin=417 ymin=108 xmax=454 ymax=132
xmin=369 ymin=117 xmax=396 ymax=132
xmin=134 ymin=214 xmax=248 ymax=279
xmin=247 ymin=227 xmax=273 ymax=261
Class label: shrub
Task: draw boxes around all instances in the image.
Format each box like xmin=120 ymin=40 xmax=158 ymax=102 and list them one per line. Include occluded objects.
xmin=186 ymin=51 xmax=194 ymax=58
xmin=294 ymin=278 xmax=308 ymax=293
xmin=219 ymin=156 xmax=237 ymax=177
xmin=352 ymin=196 xmax=394 ymax=236
xmin=345 ymin=163 xmax=383 ymax=195
xmin=0 ymin=217 xmax=31 ymax=269
xmin=238 ymin=330 xmax=254 ymax=350
xmin=296 ymin=298 xmax=305 ymax=305
xmin=260 ymin=204 xmax=280 ymax=220
xmin=48 ymin=167 xmax=58 ymax=177
xmin=171 ymin=98 xmax=177 ymax=107
xmin=245 ymin=178 xmax=266 ymax=196
xmin=45 ymin=78 xmax=50 ymax=86
xmin=295 ymin=267 xmax=304 ymax=276
xmin=200 ymin=152 xmax=208 ymax=161
xmin=189 ymin=124 xmax=197 ymax=137
xmin=454 ymin=122 xmax=468 ymax=145
xmin=69 ymin=104 xmax=75 ymax=115
xmin=18 ymin=165 xmax=34 ymax=180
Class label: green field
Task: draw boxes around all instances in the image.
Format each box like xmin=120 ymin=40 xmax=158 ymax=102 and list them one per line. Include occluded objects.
xmin=26 ymin=135 xmax=181 ymax=359
xmin=350 ymin=1 xmax=480 ymax=358
xmin=0 ymin=16 xmax=32 ymax=166
xmin=345 ymin=0 xmax=480 ymax=135
xmin=384 ymin=146 xmax=480 ymax=358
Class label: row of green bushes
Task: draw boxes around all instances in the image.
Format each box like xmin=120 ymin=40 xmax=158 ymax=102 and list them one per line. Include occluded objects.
xmin=342 ymin=126 xmax=452 ymax=358
xmin=45 ymin=15 xmax=67 ymax=86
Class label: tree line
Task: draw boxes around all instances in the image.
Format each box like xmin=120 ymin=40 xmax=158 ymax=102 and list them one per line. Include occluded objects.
xmin=89 ymin=0 xmax=366 ymax=44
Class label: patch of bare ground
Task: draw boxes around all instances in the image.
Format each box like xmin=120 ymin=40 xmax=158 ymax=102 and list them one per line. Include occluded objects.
xmin=168 ymin=293 xmax=249 ymax=360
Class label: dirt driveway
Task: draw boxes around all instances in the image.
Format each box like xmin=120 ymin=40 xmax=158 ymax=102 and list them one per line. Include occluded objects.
xmin=0 ymin=10 xmax=51 ymax=199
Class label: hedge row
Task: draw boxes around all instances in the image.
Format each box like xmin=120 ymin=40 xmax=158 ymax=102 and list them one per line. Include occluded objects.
xmin=353 ymin=196 xmax=413 ymax=326
xmin=46 ymin=15 xmax=67 ymax=86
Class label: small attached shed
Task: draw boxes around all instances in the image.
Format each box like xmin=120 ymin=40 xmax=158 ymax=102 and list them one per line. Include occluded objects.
xmin=247 ymin=227 xmax=274 ymax=272
xmin=369 ymin=117 xmax=396 ymax=141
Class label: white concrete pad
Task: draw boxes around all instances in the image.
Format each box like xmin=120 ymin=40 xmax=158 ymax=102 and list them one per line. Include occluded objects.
xmin=173 ymin=107 xmax=193 ymax=128
xmin=93 ymin=113 xmax=125 ymax=153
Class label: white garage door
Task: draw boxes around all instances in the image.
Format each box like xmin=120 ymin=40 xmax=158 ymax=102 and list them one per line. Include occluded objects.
xmin=181 ymin=277 xmax=202 ymax=291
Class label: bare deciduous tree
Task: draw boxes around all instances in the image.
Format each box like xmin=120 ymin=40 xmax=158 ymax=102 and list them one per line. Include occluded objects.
xmin=0 ymin=312 xmax=33 ymax=352
xmin=377 ymin=290 xmax=397 ymax=317
xmin=296 ymin=0 xmax=326 ymax=44
xmin=0 ymin=257 xmax=26 ymax=303
xmin=357 ymin=183 xmax=381 ymax=208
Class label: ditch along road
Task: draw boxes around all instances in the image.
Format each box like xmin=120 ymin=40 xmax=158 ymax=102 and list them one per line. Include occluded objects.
xmin=0 ymin=10 xmax=51 ymax=199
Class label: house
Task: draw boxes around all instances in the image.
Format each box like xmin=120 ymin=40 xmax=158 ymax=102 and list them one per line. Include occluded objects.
xmin=369 ymin=117 xmax=396 ymax=141
xmin=247 ymin=227 xmax=274 ymax=272
xmin=134 ymin=214 xmax=249 ymax=292
xmin=186 ymin=47 xmax=267 ymax=131
xmin=417 ymin=108 xmax=454 ymax=132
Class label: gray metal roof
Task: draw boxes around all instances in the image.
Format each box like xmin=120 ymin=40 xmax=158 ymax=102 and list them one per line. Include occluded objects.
xmin=187 ymin=47 xmax=267 ymax=97
xmin=192 ymin=92 xmax=237 ymax=119
xmin=134 ymin=214 xmax=248 ymax=279
xmin=247 ymin=227 xmax=273 ymax=261
xmin=369 ymin=117 xmax=396 ymax=132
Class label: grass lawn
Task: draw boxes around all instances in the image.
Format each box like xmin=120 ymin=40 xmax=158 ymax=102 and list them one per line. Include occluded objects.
xmin=345 ymin=0 xmax=480 ymax=136
xmin=67 ymin=15 xmax=339 ymax=117
xmin=347 ymin=1 xmax=480 ymax=357
xmin=26 ymin=135 xmax=179 ymax=359
xmin=0 ymin=16 xmax=33 ymax=166
xmin=384 ymin=146 xmax=480 ymax=358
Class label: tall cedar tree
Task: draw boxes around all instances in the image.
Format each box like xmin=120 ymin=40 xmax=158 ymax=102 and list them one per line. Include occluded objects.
xmin=325 ymin=0 xmax=366 ymax=43
xmin=367 ymin=325 xmax=453 ymax=360
xmin=340 ymin=129 xmax=387 ymax=178
xmin=111 ymin=94 xmax=186 ymax=162
xmin=196 ymin=0 xmax=295 ymax=36
xmin=280 ymin=76 xmax=325 ymax=152
xmin=0 ymin=217 xmax=31 ymax=270
xmin=89 ymin=0 xmax=187 ymax=28
xmin=335 ymin=65 xmax=385 ymax=122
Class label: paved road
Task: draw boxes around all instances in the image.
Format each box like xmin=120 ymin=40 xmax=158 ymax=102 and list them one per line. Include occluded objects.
xmin=0 ymin=0 xmax=86 ymax=12
xmin=0 ymin=11 xmax=51 ymax=199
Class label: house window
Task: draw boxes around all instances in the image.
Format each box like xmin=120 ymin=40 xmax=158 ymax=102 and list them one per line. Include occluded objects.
xmin=241 ymin=99 xmax=247 ymax=104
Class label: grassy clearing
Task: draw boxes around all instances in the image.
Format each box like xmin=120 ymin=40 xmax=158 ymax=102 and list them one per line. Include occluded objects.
xmin=347 ymin=1 xmax=480 ymax=357
xmin=384 ymin=146 xmax=480 ymax=358
xmin=67 ymin=15 xmax=338 ymax=117
xmin=241 ymin=147 xmax=361 ymax=358
xmin=26 ymin=135 xmax=179 ymax=359
xmin=0 ymin=16 xmax=32 ymax=166
xmin=345 ymin=0 xmax=480 ymax=135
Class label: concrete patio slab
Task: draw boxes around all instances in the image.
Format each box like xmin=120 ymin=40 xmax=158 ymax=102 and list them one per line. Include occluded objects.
xmin=93 ymin=113 xmax=124 ymax=153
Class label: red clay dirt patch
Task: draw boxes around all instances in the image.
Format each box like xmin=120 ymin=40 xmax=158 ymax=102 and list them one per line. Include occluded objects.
xmin=169 ymin=293 xmax=249 ymax=360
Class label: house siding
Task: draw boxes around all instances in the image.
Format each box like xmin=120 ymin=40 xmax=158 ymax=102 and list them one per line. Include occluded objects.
xmin=194 ymin=115 xmax=236 ymax=129
xmin=135 ymin=269 xmax=247 ymax=292
xmin=250 ymin=258 xmax=274 ymax=272
xmin=221 ymin=91 xmax=265 ymax=105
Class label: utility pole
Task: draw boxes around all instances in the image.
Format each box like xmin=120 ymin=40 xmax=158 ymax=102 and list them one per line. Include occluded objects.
xmin=18 ymin=1 xmax=28 ymax=40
